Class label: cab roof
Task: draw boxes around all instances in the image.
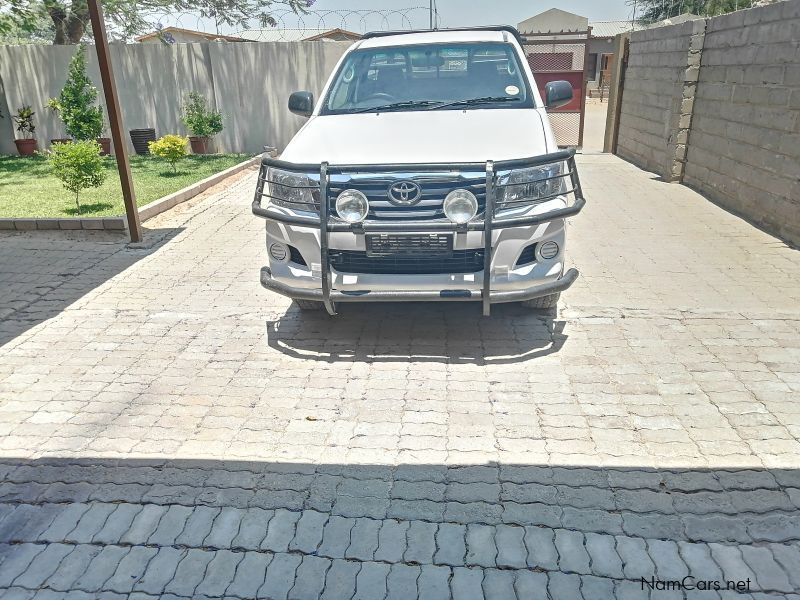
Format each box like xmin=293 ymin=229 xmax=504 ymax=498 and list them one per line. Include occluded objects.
xmin=358 ymin=26 xmax=523 ymax=50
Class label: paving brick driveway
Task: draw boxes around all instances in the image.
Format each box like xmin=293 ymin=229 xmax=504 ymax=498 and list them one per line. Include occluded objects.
xmin=0 ymin=155 xmax=799 ymax=599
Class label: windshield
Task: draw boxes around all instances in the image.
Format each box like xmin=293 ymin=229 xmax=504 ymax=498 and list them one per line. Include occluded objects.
xmin=322 ymin=42 xmax=534 ymax=115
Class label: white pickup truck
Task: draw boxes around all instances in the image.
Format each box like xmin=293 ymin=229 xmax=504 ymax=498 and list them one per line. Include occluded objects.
xmin=253 ymin=26 xmax=585 ymax=316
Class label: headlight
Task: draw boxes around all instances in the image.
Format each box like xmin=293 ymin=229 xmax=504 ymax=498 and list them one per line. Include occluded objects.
xmin=497 ymin=162 xmax=566 ymax=205
xmin=266 ymin=167 xmax=318 ymax=209
xmin=443 ymin=189 xmax=478 ymax=224
xmin=336 ymin=189 xmax=369 ymax=223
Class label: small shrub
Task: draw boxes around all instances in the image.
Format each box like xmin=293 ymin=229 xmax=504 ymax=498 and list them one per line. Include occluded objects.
xmin=48 ymin=45 xmax=104 ymax=141
xmin=48 ymin=140 xmax=106 ymax=213
xmin=181 ymin=92 xmax=223 ymax=138
xmin=149 ymin=134 xmax=189 ymax=173
xmin=13 ymin=105 xmax=36 ymax=138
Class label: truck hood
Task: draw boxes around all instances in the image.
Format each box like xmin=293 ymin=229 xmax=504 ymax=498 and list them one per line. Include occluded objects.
xmin=280 ymin=109 xmax=552 ymax=165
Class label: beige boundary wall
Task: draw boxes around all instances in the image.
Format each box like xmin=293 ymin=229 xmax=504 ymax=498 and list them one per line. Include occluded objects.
xmin=0 ymin=41 xmax=352 ymax=156
xmin=613 ymin=0 xmax=800 ymax=246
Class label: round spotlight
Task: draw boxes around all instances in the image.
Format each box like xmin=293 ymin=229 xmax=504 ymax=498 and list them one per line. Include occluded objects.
xmin=539 ymin=240 xmax=559 ymax=260
xmin=336 ymin=189 xmax=369 ymax=223
xmin=443 ymin=189 xmax=478 ymax=224
xmin=269 ymin=242 xmax=288 ymax=262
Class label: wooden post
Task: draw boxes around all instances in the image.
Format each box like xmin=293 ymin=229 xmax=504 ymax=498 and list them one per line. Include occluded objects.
xmin=87 ymin=0 xmax=142 ymax=242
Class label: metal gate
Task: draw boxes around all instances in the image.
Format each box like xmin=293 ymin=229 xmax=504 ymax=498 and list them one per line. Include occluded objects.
xmin=520 ymin=29 xmax=591 ymax=148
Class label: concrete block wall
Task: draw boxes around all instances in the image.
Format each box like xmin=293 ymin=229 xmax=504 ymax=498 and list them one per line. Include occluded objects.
xmin=683 ymin=1 xmax=800 ymax=245
xmin=616 ymin=0 xmax=800 ymax=246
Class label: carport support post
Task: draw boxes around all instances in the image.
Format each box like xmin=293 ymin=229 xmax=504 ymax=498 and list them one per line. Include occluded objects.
xmin=87 ymin=0 xmax=142 ymax=243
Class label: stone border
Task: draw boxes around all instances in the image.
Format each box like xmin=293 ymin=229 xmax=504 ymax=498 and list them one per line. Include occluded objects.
xmin=0 ymin=155 xmax=261 ymax=232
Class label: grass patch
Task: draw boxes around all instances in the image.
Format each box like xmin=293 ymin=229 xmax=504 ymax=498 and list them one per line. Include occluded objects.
xmin=0 ymin=153 xmax=252 ymax=218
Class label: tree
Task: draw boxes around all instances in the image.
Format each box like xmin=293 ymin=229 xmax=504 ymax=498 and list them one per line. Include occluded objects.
xmin=48 ymin=45 xmax=104 ymax=140
xmin=48 ymin=139 xmax=106 ymax=213
xmin=1 ymin=0 xmax=312 ymax=44
xmin=629 ymin=0 xmax=775 ymax=23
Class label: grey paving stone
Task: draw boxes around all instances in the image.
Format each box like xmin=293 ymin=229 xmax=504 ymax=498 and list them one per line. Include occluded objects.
xmin=739 ymin=545 xmax=794 ymax=594
xmin=585 ymin=532 xmax=623 ymax=578
xmin=555 ymin=529 xmax=590 ymax=574
xmin=120 ymin=505 xmax=167 ymax=546
xmin=648 ymin=539 xmax=689 ymax=580
xmin=0 ymin=505 xmax=39 ymax=542
xmin=38 ymin=504 xmax=91 ymax=542
xmin=232 ymin=507 xmax=273 ymax=550
xmin=524 ymin=526 xmax=557 ymax=570
xmin=289 ymin=510 xmax=327 ymax=553
xmin=375 ymin=520 xmax=409 ymax=563
xmin=385 ymin=563 xmax=420 ymax=600
xmin=7 ymin=504 xmax=63 ymax=542
xmin=616 ymin=536 xmax=656 ymax=579
xmin=318 ymin=516 xmax=355 ymax=559
xmin=147 ymin=505 xmax=194 ymax=546
xmin=104 ymin=546 xmax=158 ymax=593
xmin=709 ymin=544 xmax=758 ymax=586
xmin=514 ymin=570 xmax=549 ymax=600
xmin=465 ymin=524 xmax=496 ymax=568
xmin=451 ymin=567 xmax=484 ymax=600
xmin=164 ymin=548 xmax=215 ymax=596
xmin=678 ymin=541 xmax=723 ymax=581
xmin=133 ymin=547 xmax=186 ymax=595
xmin=346 ymin=518 xmax=381 ymax=561
xmin=353 ymin=561 xmax=390 ymax=600
xmin=581 ymin=574 xmax=616 ymax=598
xmin=72 ymin=545 xmax=131 ymax=592
xmin=261 ymin=509 xmax=301 ymax=553
xmin=404 ymin=520 xmax=437 ymax=565
xmin=11 ymin=543 xmax=73 ymax=588
xmin=204 ymin=507 xmax=245 ymax=549
xmin=495 ymin=524 xmax=527 ymax=569
xmin=288 ymin=555 xmax=331 ymax=600
xmin=65 ymin=504 xmax=117 ymax=543
xmin=770 ymin=543 xmax=800 ymax=590
xmin=320 ymin=559 xmax=360 ymax=600
xmin=482 ymin=569 xmax=515 ymax=600
xmin=92 ymin=504 xmax=143 ymax=545
xmin=45 ymin=545 xmax=103 ymax=591
xmin=226 ymin=551 xmax=272 ymax=598
xmin=547 ymin=572 xmax=582 ymax=599
xmin=417 ymin=564 xmax=451 ymax=600
xmin=195 ymin=549 xmax=244 ymax=597
xmin=260 ymin=552 xmax=302 ymax=600
xmin=175 ymin=507 xmax=221 ymax=547
xmin=434 ymin=522 xmax=466 ymax=566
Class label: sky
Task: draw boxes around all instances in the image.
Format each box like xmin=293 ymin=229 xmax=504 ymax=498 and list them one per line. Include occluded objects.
xmin=175 ymin=1 xmax=636 ymax=36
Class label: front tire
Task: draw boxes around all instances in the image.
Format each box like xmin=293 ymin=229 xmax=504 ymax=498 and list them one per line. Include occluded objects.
xmin=521 ymin=292 xmax=560 ymax=310
xmin=292 ymin=299 xmax=324 ymax=311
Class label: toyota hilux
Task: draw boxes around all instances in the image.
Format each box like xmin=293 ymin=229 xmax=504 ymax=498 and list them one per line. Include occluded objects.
xmin=253 ymin=26 xmax=585 ymax=316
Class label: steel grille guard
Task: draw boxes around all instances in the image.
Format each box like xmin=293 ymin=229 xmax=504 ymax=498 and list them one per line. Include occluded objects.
xmin=253 ymin=149 xmax=586 ymax=316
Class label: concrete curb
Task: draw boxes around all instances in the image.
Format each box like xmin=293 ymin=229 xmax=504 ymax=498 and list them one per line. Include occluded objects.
xmin=0 ymin=155 xmax=260 ymax=233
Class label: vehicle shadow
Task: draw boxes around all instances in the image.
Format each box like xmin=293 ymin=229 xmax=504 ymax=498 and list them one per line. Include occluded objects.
xmin=266 ymin=302 xmax=567 ymax=365
xmin=0 ymin=227 xmax=184 ymax=348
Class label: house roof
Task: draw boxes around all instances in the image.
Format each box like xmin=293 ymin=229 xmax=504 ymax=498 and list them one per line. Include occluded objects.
xmin=588 ymin=20 xmax=640 ymax=38
xmin=236 ymin=27 xmax=361 ymax=42
xmin=135 ymin=26 xmax=246 ymax=42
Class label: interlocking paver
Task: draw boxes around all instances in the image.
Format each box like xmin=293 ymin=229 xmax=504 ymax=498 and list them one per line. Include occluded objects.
xmin=2 ymin=155 xmax=800 ymax=597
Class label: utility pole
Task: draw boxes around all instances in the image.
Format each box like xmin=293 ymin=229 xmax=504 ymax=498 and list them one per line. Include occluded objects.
xmin=429 ymin=0 xmax=433 ymax=29
xmin=87 ymin=0 xmax=142 ymax=243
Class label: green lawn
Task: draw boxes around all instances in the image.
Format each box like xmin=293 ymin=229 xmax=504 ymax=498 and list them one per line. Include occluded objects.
xmin=0 ymin=153 xmax=252 ymax=218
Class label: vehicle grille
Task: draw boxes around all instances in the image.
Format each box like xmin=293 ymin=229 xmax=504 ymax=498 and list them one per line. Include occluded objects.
xmin=329 ymin=249 xmax=485 ymax=275
xmin=516 ymin=243 xmax=537 ymax=266
xmin=327 ymin=173 xmax=486 ymax=221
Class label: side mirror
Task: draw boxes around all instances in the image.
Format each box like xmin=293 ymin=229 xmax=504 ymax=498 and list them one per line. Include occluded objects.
xmin=288 ymin=91 xmax=314 ymax=117
xmin=544 ymin=80 xmax=573 ymax=109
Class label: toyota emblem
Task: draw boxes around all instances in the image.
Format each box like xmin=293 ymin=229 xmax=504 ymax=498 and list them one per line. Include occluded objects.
xmin=387 ymin=181 xmax=422 ymax=205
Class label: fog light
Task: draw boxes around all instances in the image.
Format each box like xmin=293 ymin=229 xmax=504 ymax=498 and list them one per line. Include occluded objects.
xmin=443 ymin=189 xmax=478 ymax=224
xmin=539 ymin=240 xmax=559 ymax=260
xmin=336 ymin=189 xmax=369 ymax=223
xmin=269 ymin=242 xmax=288 ymax=261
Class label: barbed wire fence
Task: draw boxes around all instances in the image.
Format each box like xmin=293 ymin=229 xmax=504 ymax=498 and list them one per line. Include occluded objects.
xmin=0 ymin=5 xmax=441 ymax=44
xmin=626 ymin=0 xmax=774 ymax=25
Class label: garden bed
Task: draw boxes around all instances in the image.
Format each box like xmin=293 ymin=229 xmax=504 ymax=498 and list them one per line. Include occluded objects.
xmin=0 ymin=153 xmax=252 ymax=218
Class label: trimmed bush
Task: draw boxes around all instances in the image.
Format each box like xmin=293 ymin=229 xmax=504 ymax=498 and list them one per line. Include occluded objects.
xmin=48 ymin=140 xmax=106 ymax=213
xmin=148 ymin=134 xmax=189 ymax=173
xmin=181 ymin=92 xmax=223 ymax=138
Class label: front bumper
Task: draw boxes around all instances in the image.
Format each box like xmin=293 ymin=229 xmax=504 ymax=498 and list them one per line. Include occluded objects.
xmin=252 ymin=150 xmax=586 ymax=316
xmin=260 ymin=265 xmax=579 ymax=304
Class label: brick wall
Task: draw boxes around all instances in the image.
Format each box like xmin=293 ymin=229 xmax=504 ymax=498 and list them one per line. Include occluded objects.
xmin=615 ymin=0 xmax=800 ymax=246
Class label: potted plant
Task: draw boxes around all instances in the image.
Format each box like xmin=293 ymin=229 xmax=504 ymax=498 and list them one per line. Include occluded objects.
xmin=48 ymin=45 xmax=108 ymax=154
xmin=129 ymin=128 xmax=156 ymax=155
xmin=181 ymin=92 xmax=223 ymax=154
xmin=12 ymin=105 xmax=38 ymax=156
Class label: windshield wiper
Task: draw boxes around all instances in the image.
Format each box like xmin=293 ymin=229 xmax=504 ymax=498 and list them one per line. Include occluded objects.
xmin=354 ymin=100 xmax=442 ymax=114
xmin=428 ymin=96 xmax=522 ymax=110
